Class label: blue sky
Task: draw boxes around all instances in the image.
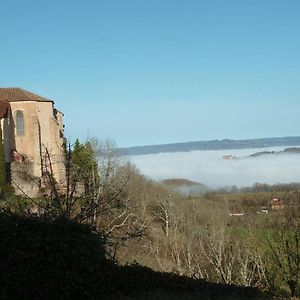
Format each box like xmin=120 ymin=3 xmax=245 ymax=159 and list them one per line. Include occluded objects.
xmin=1 ymin=0 xmax=299 ymax=147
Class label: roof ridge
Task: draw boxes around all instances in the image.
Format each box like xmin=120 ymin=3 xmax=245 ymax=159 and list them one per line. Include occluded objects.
xmin=0 ymin=87 xmax=53 ymax=103
xmin=19 ymin=88 xmax=52 ymax=101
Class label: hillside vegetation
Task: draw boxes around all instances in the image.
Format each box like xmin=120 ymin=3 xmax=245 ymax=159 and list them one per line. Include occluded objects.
xmin=0 ymin=213 xmax=267 ymax=300
xmin=1 ymin=139 xmax=299 ymax=299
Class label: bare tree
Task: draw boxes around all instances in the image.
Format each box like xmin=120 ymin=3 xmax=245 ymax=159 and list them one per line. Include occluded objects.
xmin=28 ymin=138 xmax=148 ymax=259
xmin=267 ymin=209 xmax=300 ymax=297
xmin=152 ymin=189 xmax=178 ymax=237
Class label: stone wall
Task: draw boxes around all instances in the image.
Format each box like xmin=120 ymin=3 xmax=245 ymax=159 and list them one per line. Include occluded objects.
xmin=11 ymin=161 xmax=41 ymax=198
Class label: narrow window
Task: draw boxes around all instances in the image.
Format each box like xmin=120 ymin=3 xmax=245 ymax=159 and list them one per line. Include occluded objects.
xmin=16 ymin=110 xmax=25 ymax=136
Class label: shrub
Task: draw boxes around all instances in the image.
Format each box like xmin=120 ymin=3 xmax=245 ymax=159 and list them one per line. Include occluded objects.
xmin=0 ymin=213 xmax=112 ymax=299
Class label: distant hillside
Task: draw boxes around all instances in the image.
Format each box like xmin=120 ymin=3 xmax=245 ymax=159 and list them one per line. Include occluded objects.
xmin=161 ymin=178 xmax=210 ymax=195
xmin=120 ymin=136 xmax=300 ymax=156
xmin=250 ymin=147 xmax=300 ymax=158
xmin=162 ymin=178 xmax=201 ymax=186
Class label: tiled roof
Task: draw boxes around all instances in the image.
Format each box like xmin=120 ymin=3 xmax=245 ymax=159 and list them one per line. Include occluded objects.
xmin=0 ymin=88 xmax=53 ymax=103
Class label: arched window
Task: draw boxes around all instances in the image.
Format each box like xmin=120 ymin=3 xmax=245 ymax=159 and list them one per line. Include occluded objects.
xmin=15 ymin=110 xmax=25 ymax=136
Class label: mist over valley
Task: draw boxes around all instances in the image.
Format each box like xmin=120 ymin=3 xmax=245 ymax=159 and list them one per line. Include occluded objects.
xmin=128 ymin=146 xmax=300 ymax=189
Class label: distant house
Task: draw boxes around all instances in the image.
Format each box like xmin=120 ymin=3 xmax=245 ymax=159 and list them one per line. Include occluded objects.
xmin=270 ymin=198 xmax=284 ymax=210
xmin=0 ymin=88 xmax=65 ymax=196
xmin=222 ymin=155 xmax=236 ymax=160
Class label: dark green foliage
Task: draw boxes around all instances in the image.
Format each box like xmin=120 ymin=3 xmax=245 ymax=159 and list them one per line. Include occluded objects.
xmin=71 ymin=139 xmax=99 ymax=195
xmin=0 ymin=213 xmax=268 ymax=300
xmin=0 ymin=213 xmax=111 ymax=299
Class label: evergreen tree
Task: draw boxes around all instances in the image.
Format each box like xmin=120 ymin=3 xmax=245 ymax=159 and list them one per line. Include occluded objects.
xmin=71 ymin=139 xmax=99 ymax=195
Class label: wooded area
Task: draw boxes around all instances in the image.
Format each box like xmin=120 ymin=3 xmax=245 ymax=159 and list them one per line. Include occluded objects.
xmin=1 ymin=139 xmax=299 ymax=299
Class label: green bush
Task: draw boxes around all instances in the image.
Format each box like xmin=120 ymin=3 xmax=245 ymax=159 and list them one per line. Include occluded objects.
xmin=0 ymin=213 xmax=112 ymax=299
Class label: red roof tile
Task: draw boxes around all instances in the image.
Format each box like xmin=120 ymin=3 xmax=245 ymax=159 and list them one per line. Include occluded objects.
xmin=0 ymin=88 xmax=53 ymax=103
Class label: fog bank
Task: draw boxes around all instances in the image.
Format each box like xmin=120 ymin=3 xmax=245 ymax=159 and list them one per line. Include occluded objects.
xmin=129 ymin=146 xmax=300 ymax=188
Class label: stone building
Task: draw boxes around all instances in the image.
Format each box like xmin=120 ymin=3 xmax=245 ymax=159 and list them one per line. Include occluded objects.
xmin=0 ymin=88 xmax=66 ymax=197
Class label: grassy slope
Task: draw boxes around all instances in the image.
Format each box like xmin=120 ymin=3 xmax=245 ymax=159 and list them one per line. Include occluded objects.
xmin=0 ymin=213 xmax=269 ymax=300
